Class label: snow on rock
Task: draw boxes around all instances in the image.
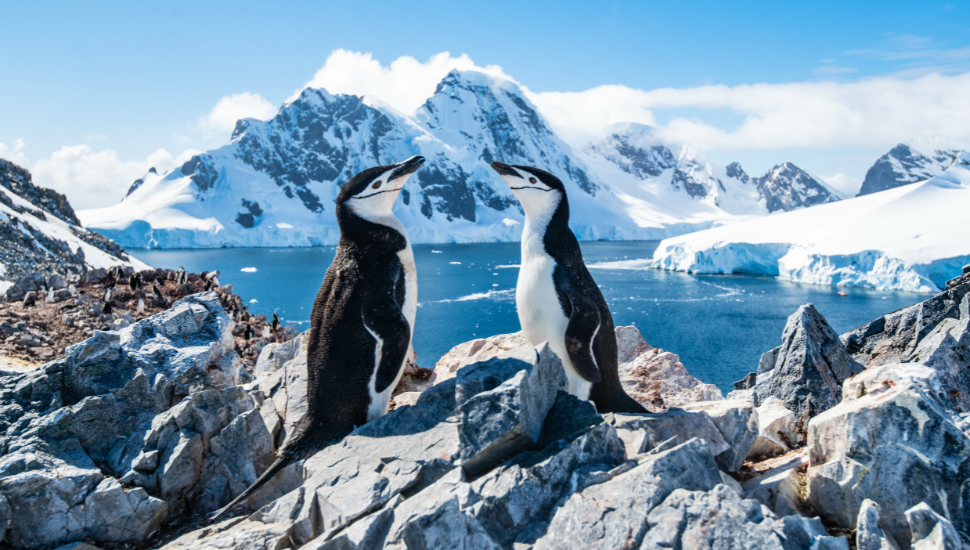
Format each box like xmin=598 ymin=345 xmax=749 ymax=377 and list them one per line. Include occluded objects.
xmin=857 ymin=135 xmax=968 ymax=197
xmin=0 ymin=159 xmax=149 ymax=296
xmin=78 ymin=75 xmax=827 ymax=249
xmin=646 ymin=152 xmax=970 ymax=292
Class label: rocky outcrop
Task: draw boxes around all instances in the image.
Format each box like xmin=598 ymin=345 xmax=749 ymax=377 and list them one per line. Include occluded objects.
xmin=842 ymin=266 xmax=970 ymax=412
xmin=730 ymin=304 xmax=863 ymax=428
xmin=858 ymin=139 xmax=965 ymax=197
xmin=0 ymin=160 xmax=141 ymax=294
xmin=0 ymin=293 xmax=298 ymax=548
xmin=805 ymin=361 xmax=970 ymax=548
xmin=434 ymin=326 xmax=722 ymax=413
xmin=753 ymin=162 xmax=841 ymax=213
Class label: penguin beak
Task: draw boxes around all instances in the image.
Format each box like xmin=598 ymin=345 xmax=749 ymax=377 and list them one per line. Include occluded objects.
xmin=388 ymin=156 xmax=425 ymax=183
xmin=490 ymin=161 xmax=519 ymax=178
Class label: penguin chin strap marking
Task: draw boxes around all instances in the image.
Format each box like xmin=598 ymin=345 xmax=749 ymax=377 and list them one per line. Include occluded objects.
xmin=353 ymin=186 xmax=402 ymax=200
xmin=509 ymin=186 xmax=553 ymax=192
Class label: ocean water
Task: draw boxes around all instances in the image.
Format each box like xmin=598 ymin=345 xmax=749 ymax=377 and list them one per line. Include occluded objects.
xmin=133 ymin=242 xmax=925 ymax=393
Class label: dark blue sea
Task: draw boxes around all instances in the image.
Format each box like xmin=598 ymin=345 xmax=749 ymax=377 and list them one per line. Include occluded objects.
xmin=132 ymin=242 xmax=925 ymax=393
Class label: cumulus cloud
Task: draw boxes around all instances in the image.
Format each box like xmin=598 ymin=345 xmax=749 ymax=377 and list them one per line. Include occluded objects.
xmin=527 ymin=72 xmax=970 ymax=152
xmin=295 ymin=49 xmax=514 ymax=115
xmin=199 ymin=92 xmax=277 ymax=134
xmin=29 ymin=144 xmax=198 ymax=210
xmin=0 ymin=139 xmax=29 ymax=166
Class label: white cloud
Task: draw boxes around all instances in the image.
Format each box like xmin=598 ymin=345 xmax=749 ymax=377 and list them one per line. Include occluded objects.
xmin=29 ymin=144 xmax=198 ymax=210
xmin=295 ymin=49 xmax=514 ymax=115
xmin=528 ymin=72 xmax=970 ymax=153
xmin=199 ymin=92 xmax=277 ymax=134
xmin=0 ymin=139 xmax=29 ymax=166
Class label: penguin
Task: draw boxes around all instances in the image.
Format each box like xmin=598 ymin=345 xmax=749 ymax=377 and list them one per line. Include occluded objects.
xmin=489 ymin=161 xmax=645 ymax=414
xmin=152 ymin=283 xmax=163 ymax=299
xmin=103 ymin=287 xmax=112 ymax=303
xmin=210 ymin=155 xmax=425 ymax=521
xmin=137 ymin=298 xmax=145 ymax=315
xmin=101 ymin=300 xmax=113 ymax=316
xmin=203 ymin=279 xmax=213 ymax=291
xmin=45 ymin=287 xmax=55 ymax=304
xmin=243 ymin=323 xmax=254 ymax=340
xmin=129 ymin=273 xmax=141 ymax=291
xmin=271 ymin=312 xmax=281 ymax=334
xmin=261 ymin=325 xmax=270 ymax=339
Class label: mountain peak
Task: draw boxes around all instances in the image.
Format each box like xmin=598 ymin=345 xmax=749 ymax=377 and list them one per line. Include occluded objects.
xmin=858 ymin=137 xmax=968 ymax=196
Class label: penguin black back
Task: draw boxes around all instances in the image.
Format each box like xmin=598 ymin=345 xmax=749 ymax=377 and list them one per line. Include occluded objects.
xmin=210 ymin=156 xmax=424 ymax=521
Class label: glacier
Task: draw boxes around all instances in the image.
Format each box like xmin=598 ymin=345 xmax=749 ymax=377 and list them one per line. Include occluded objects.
xmin=78 ymin=70 xmax=836 ymax=249
xmin=631 ymin=152 xmax=970 ymax=293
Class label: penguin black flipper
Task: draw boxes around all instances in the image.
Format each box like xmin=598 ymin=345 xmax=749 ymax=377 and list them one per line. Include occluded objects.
xmin=562 ymin=289 xmax=603 ymax=384
xmin=362 ymin=289 xmax=411 ymax=394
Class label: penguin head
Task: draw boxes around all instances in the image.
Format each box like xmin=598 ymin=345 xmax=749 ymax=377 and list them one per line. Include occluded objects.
xmin=338 ymin=156 xmax=426 ymax=223
xmin=490 ymin=162 xmax=565 ymax=218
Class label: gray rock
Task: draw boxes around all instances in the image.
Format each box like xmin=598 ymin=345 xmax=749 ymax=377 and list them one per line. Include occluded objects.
xmin=806 ymin=365 xmax=970 ymax=548
xmin=533 ymin=438 xmax=723 ymax=549
xmin=682 ymin=398 xmax=758 ymax=471
xmin=640 ymin=485 xmax=785 ymax=549
xmin=842 ymin=272 xmax=970 ymax=412
xmin=456 ymin=342 xmax=566 ymax=476
xmin=906 ymin=502 xmax=964 ymax=550
xmin=253 ymin=330 xmax=307 ymax=379
xmin=741 ymin=452 xmax=807 ymax=517
xmin=732 ymin=304 xmax=862 ymax=428
xmin=857 ymin=499 xmax=900 ymax=550
xmin=779 ymin=515 xmax=849 ymax=550
xmin=748 ymin=397 xmax=800 ymax=458
xmin=607 ymin=408 xmax=730 ymax=459
xmin=387 ymin=498 xmax=503 ymax=550
xmin=82 ymin=478 xmax=168 ymax=542
xmin=158 ymin=429 xmax=204 ymax=504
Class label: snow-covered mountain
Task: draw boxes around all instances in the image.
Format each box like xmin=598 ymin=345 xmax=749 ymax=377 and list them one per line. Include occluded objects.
xmin=0 ymin=159 xmax=148 ymax=296
xmin=80 ymin=71 xmax=839 ymax=248
xmin=752 ymin=162 xmax=841 ymax=211
xmin=857 ymin=136 xmax=968 ymax=197
xmin=621 ymin=151 xmax=970 ymax=292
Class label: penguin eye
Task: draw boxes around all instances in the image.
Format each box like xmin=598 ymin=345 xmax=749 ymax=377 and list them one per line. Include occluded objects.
xmin=529 ymin=177 xmax=537 ymax=184
xmin=372 ymin=181 xmax=382 ymax=189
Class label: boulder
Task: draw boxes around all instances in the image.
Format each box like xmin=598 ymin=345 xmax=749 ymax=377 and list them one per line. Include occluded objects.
xmin=905 ymin=502 xmax=965 ymax=550
xmin=806 ymin=363 xmax=970 ymax=548
xmin=843 ymin=270 xmax=970 ymax=412
xmin=856 ymin=499 xmax=899 ymax=550
xmin=741 ymin=451 xmax=808 ymax=517
xmin=748 ymin=397 xmax=800 ymax=458
xmin=619 ymin=346 xmax=723 ymax=412
xmin=682 ymin=398 xmax=759 ymax=472
xmin=641 ymin=485 xmax=785 ymax=549
xmin=533 ymin=438 xmax=723 ymax=549
xmin=730 ymin=304 xmax=863 ymax=428
xmin=433 ymin=332 xmax=535 ymax=384
xmin=456 ymin=342 xmax=567 ymax=476
xmin=607 ymin=409 xmax=730 ymax=460
xmin=615 ymin=324 xmax=651 ymax=362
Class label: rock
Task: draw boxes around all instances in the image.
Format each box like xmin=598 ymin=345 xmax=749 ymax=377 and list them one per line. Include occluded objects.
xmin=748 ymin=397 xmax=800 ymax=458
xmin=619 ymin=346 xmax=723 ymax=412
xmin=615 ymin=324 xmax=651 ymax=363
xmin=843 ymin=273 xmax=970 ymax=412
xmin=779 ymin=515 xmax=849 ymax=550
xmin=856 ymin=499 xmax=899 ymax=550
xmin=731 ymin=304 xmax=862 ymax=428
xmin=905 ymin=502 xmax=964 ymax=550
xmin=741 ymin=451 xmax=807 ymax=517
xmin=682 ymin=398 xmax=758 ymax=472
xmin=433 ymin=332 xmax=535 ymax=384
xmin=0 ymin=293 xmax=293 ymax=548
xmin=806 ymin=363 xmax=970 ymax=548
xmin=456 ymin=342 xmax=567 ymax=476
xmin=393 ymin=391 xmax=422 ymax=408
xmin=608 ymin=409 xmax=730 ymax=459
xmin=533 ymin=438 xmax=723 ymax=549
xmin=841 ymin=362 xmax=938 ymax=403
xmin=253 ymin=330 xmax=306 ymax=379
xmin=640 ymin=485 xmax=786 ymax=549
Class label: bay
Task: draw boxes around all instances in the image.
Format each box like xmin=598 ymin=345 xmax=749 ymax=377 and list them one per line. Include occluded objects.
xmin=132 ymin=241 xmax=924 ymax=393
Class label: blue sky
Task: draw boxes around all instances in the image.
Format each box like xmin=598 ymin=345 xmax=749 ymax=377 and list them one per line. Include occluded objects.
xmin=2 ymin=0 xmax=969 ymax=208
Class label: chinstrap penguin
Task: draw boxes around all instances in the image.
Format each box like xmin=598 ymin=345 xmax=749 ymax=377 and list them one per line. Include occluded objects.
xmin=490 ymin=161 xmax=645 ymax=414
xmin=210 ymin=155 xmax=426 ymax=520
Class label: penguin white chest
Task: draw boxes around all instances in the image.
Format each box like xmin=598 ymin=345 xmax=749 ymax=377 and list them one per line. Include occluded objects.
xmin=516 ymin=234 xmax=593 ymax=401
xmin=365 ymin=239 xmax=417 ymax=422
